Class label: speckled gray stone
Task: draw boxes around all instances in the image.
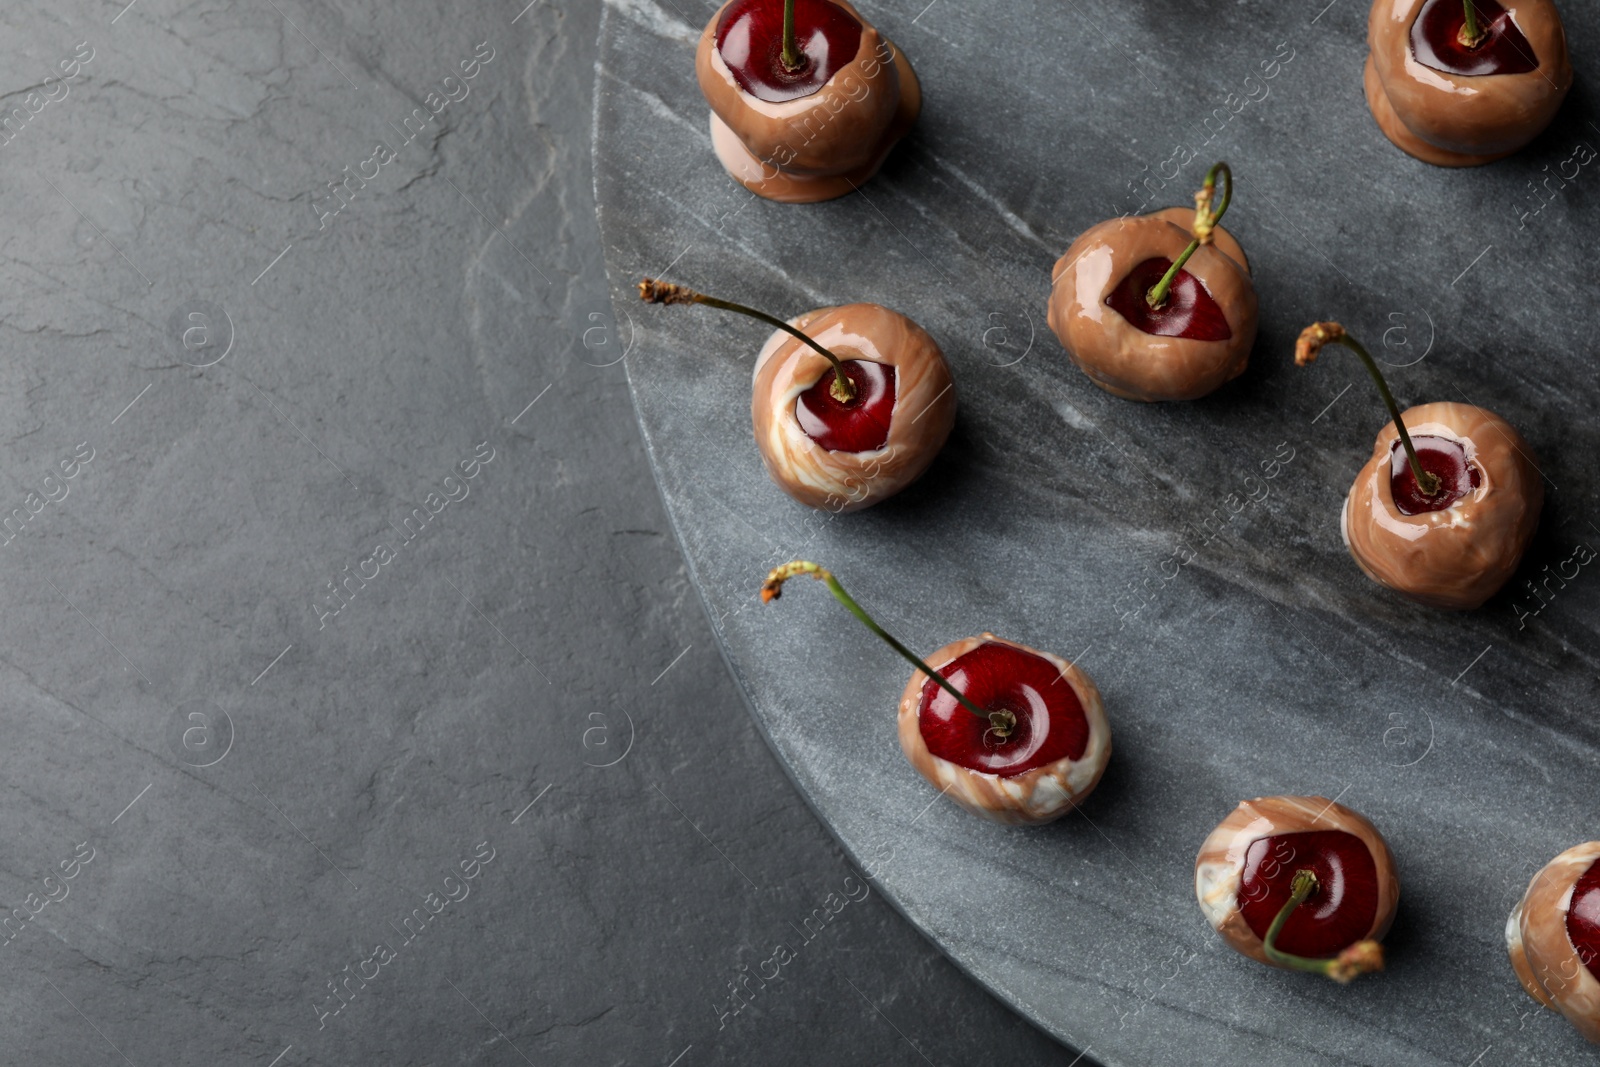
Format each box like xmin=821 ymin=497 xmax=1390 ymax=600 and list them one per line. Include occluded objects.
xmin=595 ymin=1 xmax=1600 ymax=1063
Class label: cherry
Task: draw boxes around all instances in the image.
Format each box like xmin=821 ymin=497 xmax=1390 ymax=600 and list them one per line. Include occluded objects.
xmin=1411 ymin=0 xmax=1537 ymax=77
xmin=795 ymin=360 xmax=896 ymax=452
xmin=1105 ymin=258 xmax=1233 ymax=342
xmin=1239 ymin=830 xmax=1380 ymax=959
xmin=1565 ymin=858 xmax=1600 ymax=979
xmin=1102 ymin=162 xmax=1238 ymax=344
xmin=762 ymin=564 xmax=1092 ymax=786
xmin=715 ymin=0 xmax=863 ymax=103
xmin=1388 ymin=434 xmax=1480 ymax=515
xmin=1297 ymin=321 xmax=1460 ymax=509
xmin=638 ymin=276 xmax=869 ymax=418
xmin=916 ymin=641 xmax=1089 ymax=778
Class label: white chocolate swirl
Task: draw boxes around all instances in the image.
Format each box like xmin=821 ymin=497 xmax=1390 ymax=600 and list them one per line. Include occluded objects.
xmin=1193 ymin=795 xmax=1399 ymax=967
xmin=750 ymin=303 xmax=955 ymax=513
xmin=895 ymin=634 xmax=1111 ymax=826
xmin=1508 ymin=841 xmax=1600 ymax=1043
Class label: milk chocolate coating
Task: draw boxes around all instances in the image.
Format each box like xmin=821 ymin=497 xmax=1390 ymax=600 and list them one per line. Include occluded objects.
xmin=1341 ymin=402 xmax=1542 ymax=610
xmin=1365 ymin=0 xmax=1572 ymax=166
xmin=696 ymin=0 xmax=921 ymax=203
xmin=1507 ymin=842 xmax=1600 ymax=1042
xmin=895 ymin=634 xmax=1111 ymax=826
xmin=1194 ymin=795 xmax=1400 ymax=967
xmin=1047 ymin=210 xmax=1257 ymax=402
xmin=750 ymin=303 xmax=954 ymax=512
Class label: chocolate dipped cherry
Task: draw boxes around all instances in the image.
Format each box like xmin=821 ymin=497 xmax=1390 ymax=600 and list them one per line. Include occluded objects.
xmin=696 ymin=0 xmax=921 ymax=203
xmin=1048 ymin=163 xmax=1258 ymax=402
xmin=1195 ymin=795 xmax=1398 ymax=981
xmin=761 ymin=562 xmax=1111 ymax=825
xmin=1297 ymin=322 xmax=1542 ymax=609
xmin=1508 ymin=842 xmax=1600 ymax=1043
xmin=640 ymin=279 xmax=954 ymax=512
xmin=1366 ymin=0 xmax=1572 ymax=166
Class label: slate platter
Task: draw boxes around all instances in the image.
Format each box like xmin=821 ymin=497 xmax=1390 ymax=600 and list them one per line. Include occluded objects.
xmin=593 ymin=0 xmax=1600 ymax=1062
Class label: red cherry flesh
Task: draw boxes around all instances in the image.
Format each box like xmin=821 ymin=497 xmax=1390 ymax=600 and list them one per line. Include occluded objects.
xmin=794 ymin=360 xmax=896 ymax=452
xmin=1388 ymin=434 xmax=1480 ymax=515
xmin=1566 ymin=858 xmax=1600 ymax=980
xmin=1238 ymin=830 xmax=1380 ymax=959
xmin=1411 ymin=0 xmax=1537 ymax=76
xmin=1105 ymin=258 xmax=1233 ymax=342
xmin=715 ymin=0 xmax=863 ymax=103
xmin=917 ymin=642 xmax=1089 ymax=779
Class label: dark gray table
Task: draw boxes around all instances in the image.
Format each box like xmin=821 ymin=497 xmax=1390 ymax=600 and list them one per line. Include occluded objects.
xmin=595 ymin=0 xmax=1600 ymax=1064
xmin=2 ymin=1 xmax=1073 ymax=1064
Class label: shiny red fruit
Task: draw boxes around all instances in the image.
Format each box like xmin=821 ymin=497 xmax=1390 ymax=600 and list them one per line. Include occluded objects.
xmin=1566 ymin=858 xmax=1600 ymax=979
xmin=1238 ymin=830 xmax=1380 ymax=959
xmin=1411 ymin=0 xmax=1537 ymax=76
xmin=918 ymin=642 xmax=1089 ymax=778
xmin=1389 ymin=434 xmax=1480 ymax=515
xmin=794 ymin=360 xmax=895 ymax=452
xmin=715 ymin=0 xmax=863 ymax=103
xmin=1105 ymin=257 xmax=1233 ymax=342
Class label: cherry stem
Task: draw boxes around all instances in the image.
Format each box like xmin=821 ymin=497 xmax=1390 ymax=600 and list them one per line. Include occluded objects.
xmin=761 ymin=561 xmax=1015 ymax=738
xmin=1262 ymin=869 xmax=1386 ymax=984
xmin=780 ymin=0 xmax=803 ymax=71
xmin=1146 ymin=161 xmax=1233 ymax=310
xmin=1294 ymin=322 xmax=1441 ymax=497
xmin=639 ymin=278 xmax=855 ymax=402
xmin=1459 ymin=0 xmax=1485 ymax=48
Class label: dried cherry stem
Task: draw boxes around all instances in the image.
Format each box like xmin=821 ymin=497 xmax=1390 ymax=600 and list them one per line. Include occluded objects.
xmin=639 ymin=278 xmax=855 ymax=402
xmin=1295 ymin=321 xmax=1441 ymax=497
xmin=1459 ymin=0 xmax=1485 ymax=48
xmin=1262 ymin=869 xmax=1386 ymax=984
xmin=761 ymin=561 xmax=1015 ymax=738
xmin=781 ymin=0 xmax=803 ymax=71
xmin=1146 ymin=161 xmax=1233 ymax=309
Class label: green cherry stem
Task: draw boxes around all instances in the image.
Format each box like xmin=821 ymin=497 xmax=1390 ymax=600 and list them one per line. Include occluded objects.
xmin=1460 ymin=0 xmax=1485 ymax=48
xmin=639 ymin=278 xmax=855 ymax=403
xmin=1261 ymin=870 xmax=1326 ymax=974
xmin=1146 ymin=161 xmax=1233 ymax=310
xmin=761 ymin=561 xmax=1015 ymax=738
xmin=781 ymin=0 xmax=803 ymax=71
xmin=1295 ymin=321 xmax=1440 ymax=497
xmin=1261 ymin=869 xmax=1386 ymax=984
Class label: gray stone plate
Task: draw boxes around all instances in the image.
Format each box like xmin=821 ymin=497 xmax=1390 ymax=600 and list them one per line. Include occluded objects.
xmin=593 ymin=1 xmax=1600 ymax=1062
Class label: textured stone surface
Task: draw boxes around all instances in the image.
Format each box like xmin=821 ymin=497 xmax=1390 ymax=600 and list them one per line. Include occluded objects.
xmin=1 ymin=1 xmax=1073 ymax=1064
xmin=595 ymin=0 xmax=1600 ymax=1063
